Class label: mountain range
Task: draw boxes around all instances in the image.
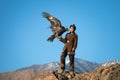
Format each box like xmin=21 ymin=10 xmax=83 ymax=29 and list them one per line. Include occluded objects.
xmin=18 ymin=58 xmax=99 ymax=73
xmin=0 ymin=58 xmax=120 ymax=80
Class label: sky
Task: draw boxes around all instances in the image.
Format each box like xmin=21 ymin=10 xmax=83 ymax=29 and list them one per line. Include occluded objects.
xmin=0 ymin=0 xmax=120 ymax=72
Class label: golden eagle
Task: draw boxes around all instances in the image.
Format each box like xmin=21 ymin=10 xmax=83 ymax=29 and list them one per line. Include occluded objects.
xmin=42 ymin=12 xmax=68 ymax=42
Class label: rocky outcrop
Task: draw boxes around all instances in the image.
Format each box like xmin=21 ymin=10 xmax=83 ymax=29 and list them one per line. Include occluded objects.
xmin=85 ymin=64 xmax=120 ymax=80
xmin=33 ymin=70 xmax=57 ymax=80
xmin=33 ymin=64 xmax=120 ymax=80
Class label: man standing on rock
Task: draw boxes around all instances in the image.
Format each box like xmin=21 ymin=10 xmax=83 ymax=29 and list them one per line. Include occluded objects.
xmin=57 ymin=24 xmax=78 ymax=72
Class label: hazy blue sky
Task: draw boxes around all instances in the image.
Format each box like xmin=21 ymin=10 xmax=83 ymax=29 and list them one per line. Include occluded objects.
xmin=0 ymin=0 xmax=120 ymax=72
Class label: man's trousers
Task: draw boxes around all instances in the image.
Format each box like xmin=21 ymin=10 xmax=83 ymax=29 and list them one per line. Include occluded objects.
xmin=60 ymin=50 xmax=75 ymax=72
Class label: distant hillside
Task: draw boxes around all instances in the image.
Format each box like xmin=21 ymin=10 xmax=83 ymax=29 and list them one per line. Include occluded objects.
xmin=18 ymin=58 xmax=99 ymax=73
xmin=18 ymin=62 xmax=60 ymax=71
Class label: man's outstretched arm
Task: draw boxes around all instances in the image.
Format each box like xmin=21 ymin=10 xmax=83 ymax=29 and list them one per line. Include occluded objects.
xmin=57 ymin=34 xmax=68 ymax=44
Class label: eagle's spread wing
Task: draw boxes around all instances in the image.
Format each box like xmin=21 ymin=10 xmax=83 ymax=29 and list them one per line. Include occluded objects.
xmin=42 ymin=12 xmax=61 ymax=32
xmin=42 ymin=12 xmax=68 ymax=42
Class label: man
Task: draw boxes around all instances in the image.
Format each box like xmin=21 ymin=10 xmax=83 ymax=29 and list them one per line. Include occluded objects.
xmin=57 ymin=24 xmax=78 ymax=72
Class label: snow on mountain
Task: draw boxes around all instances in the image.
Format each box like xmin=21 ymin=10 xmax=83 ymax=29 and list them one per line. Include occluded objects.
xmin=45 ymin=62 xmax=60 ymax=70
xmin=101 ymin=60 xmax=120 ymax=66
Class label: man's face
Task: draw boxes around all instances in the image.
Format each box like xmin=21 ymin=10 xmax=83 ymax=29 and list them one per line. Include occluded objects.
xmin=70 ymin=26 xmax=74 ymax=32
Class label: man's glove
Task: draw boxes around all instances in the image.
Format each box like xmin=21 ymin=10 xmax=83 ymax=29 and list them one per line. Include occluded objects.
xmin=72 ymin=48 xmax=75 ymax=52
